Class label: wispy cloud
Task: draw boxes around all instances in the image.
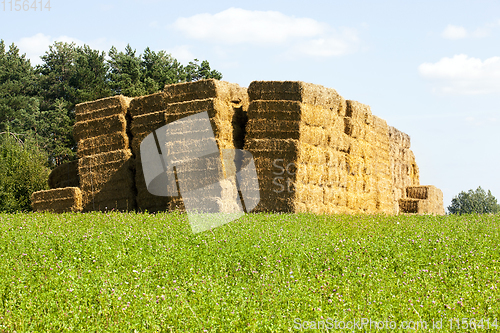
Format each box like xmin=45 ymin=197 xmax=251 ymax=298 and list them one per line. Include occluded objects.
xmin=419 ymin=54 xmax=500 ymax=94
xmin=172 ymin=8 xmax=359 ymax=57
xmin=16 ymin=33 xmax=84 ymax=65
xmin=441 ymin=20 xmax=500 ymax=40
xmin=15 ymin=33 xmax=127 ymax=65
xmin=165 ymin=45 xmax=195 ymax=63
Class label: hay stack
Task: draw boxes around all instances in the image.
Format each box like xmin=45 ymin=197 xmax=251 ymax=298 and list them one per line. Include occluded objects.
xmin=31 ymin=187 xmax=82 ymax=213
xmin=343 ymin=102 xmax=394 ymax=214
xmin=130 ymin=79 xmax=248 ymax=212
xmin=48 ymin=160 xmax=79 ymax=189
xmin=74 ymin=95 xmax=132 ymax=158
xmin=399 ymin=185 xmax=445 ymax=215
xmin=245 ymin=81 xmax=348 ymax=213
xmin=245 ymin=81 xmax=399 ymax=214
xmin=74 ymin=95 xmax=136 ymax=212
xmin=78 ymin=150 xmax=136 ymax=212
xmin=389 ymin=126 xmax=420 ymax=213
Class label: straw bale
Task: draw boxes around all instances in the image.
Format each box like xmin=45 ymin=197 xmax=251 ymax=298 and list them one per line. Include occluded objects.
xmin=247 ymin=100 xmax=338 ymax=128
xmin=344 ymin=117 xmax=372 ymax=140
xmin=48 ymin=160 xmax=79 ymax=189
xmin=300 ymin=125 xmax=327 ymax=147
xmin=77 ymin=132 xmax=129 ymax=158
xmin=296 ymin=162 xmax=327 ymax=185
xmin=399 ymin=199 xmax=419 ymax=213
xmin=164 ymin=79 xmax=247 ymax=105
xmin=323 ymin=186 xmax=347 ymax=207
xmin=406 ymin=186 xmax=430 ymax=200
xmin=131 ymin=97 xmax=245 ymax=155
xmin=130 ymin=110 xmax=167 ymax=135
xmin=134 ymin=154 xmax=174 ymax=212
xmin=164 ymin=98 xmax=235 ymax=124
xmin=346 ymin=100 xmax=373 ymax=123
xmin=128 ymin=92 xmax=166 ymax=118
xmin=135 ymin=188 xmax=171 ymax=212
xmin=371 ymin=115 xmax=389 ymax=134
xmin=73 ymin=114 xmax=127 ymax=142
xmin=295 ymin=181 xmax=326 ymax=213
xmin=405 ymin=185 xmax=445 ymax=215
xmin=75 ymin=95 xmax=131 ymax=123
xmin=398 ymin=195 xmax=444 ymax=215
xmin=248 ymin=81 xmax=346 ymax=116
xmin=247 ymin=101 xmax=302 ymax=121
xmin=389 ymin=126 xmax=411 ymax=149
xmin=328 ymin=128 xmax=352 ymax=152
xmin=78 ymin=149 xmax=133 ymax=171
xmin=246 ymin=119 xmax=300 ymax=133
xmin=78 ymin=150 xmax=135 ymax=211
xmin=297 ymin=142 xmax=327 ymax=165
xmin=244 ymin=138 xmax=299 ymax=153
xmin=246 ymin=122 xmax=327 ymax=143
xmin=31 ymin=187 xmax=82 ymax=213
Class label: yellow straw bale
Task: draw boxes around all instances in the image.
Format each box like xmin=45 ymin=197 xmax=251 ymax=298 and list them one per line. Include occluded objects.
xmin=164 ymin=79 xmax=247 ymax=105
xmin=77 ymin=132 xmax=129 ymax=158
xmin=248 ymin=81 xmax=346 ymax=116
xmin=48 ymin=160 xmax=79 ymax=189
xmin=73 ymin=114 xmax=127 ymax=142
xmin=31 ymin=187 xmax=83 ymax=213
xmin=75 ymin=95 xmax=131 ymax=122
xmin=128 ymin=92 xmax=166 ymax=118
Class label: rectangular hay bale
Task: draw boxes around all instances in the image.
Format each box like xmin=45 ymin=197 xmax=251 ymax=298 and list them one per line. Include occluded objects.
xmin=74 ymin=114 xmax=127 ymax=142
xmin=75 ymin=95 xmax=131 ymax=123
xmin=48 ymin=160 xmax=79 ymax=189
xmin=164 ymin=79 xmax=247 ymax=105
xmin=248 ymin=81 xmax=346 ymax=116
xmin=31 ymin=187 xmax=82 ymax=213
xmin=128 ymin=92 xmax=167 ymax=118
xmin=77 ymin=132 xmax=129 ymax=158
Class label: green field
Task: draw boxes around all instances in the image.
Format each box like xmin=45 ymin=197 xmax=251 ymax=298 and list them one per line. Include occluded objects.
xmin=0 ymin=212 xmax=499 ymax=332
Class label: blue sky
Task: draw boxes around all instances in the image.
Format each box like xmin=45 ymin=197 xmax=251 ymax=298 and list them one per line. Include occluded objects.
xmin=1 ymin=0 xmax=499 ymax=209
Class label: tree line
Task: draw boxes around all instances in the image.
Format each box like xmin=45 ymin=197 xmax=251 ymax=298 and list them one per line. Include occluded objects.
xmin=0 ymin=40 xmax=222 ymax=167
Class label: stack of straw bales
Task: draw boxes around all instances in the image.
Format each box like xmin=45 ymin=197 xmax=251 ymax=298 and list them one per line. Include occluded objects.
xmin=245 ymin=81 xmax=403 ymax=214
xmin=129 ymin=79 xmax=248 ymax=212
xmin=31 ymin=187 xmax=82 ymax=213
xmin=399 ymin=185 xmax=445 ymax=215
xmin=31 ymin=78 xmax=444 ymax=216
xmin=343 ymin=101 xmax=393 ymax=214
xmin=389 ymin=126 xmax=420 ymax=213
xmin=245 ymin=81 xmax=349 ymax=213
xmin=47 ymin=160 xmax=79 ymax=189
xmin=74 ymin=95 xmax=136 ymax=212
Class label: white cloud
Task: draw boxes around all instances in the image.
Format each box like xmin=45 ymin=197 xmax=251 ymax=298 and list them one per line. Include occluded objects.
xmin=419 ymin=54 xmax=500 ymax=94
xmin=441 ymin=21 xmax=500 ymax=40
xmin=172 ymin=8 xmax=359 ymax=57
xmin=15 ymin=33 xmax=127 ymax=66
xmin=292 ymin=28 xmax=359 ymax=57
xmin=165 ymin=45 xmax=195 ymax=64
xmin=16 ymin=33 xmax=84 ymax=65
xmin=441 ymin=25 xmax=468 ymax=40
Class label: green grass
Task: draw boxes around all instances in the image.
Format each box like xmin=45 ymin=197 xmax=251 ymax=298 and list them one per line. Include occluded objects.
xmin=0 ymin=212 xmax=499 ymax=332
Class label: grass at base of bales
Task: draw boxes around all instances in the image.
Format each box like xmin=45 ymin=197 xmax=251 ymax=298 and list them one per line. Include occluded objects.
xmin=0 ymin=212 xmax=499 ymax=332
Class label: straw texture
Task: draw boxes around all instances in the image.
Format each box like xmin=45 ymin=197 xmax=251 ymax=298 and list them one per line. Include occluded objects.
xmin=31 ymin=187 xmax=83 ymax=213
xmin=48 ymin=160 xmax=79 ymax=189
